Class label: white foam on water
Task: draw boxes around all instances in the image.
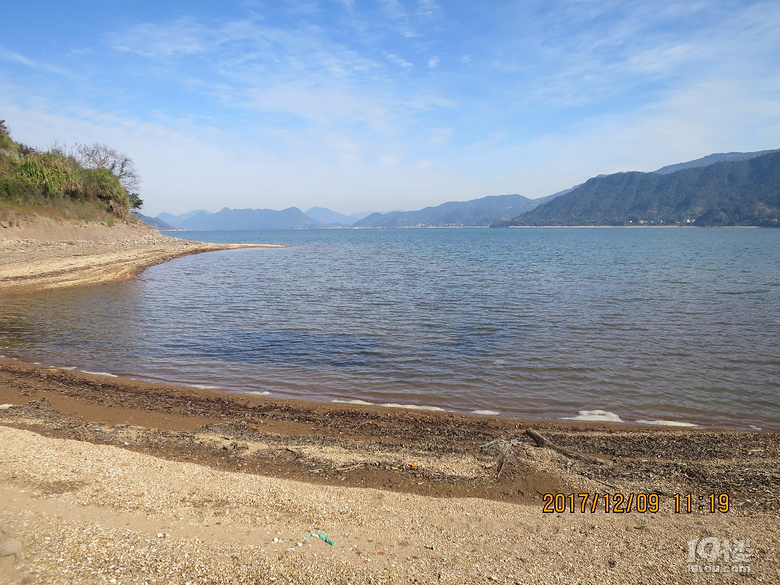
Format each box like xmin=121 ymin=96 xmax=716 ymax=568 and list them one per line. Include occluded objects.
xmin=381 ymin=403 xmax=446 ymax=412
xmin=472 ymin=409 xmax=501 ymax=416
xmin=749 ymin=425 xmax=763 ymax=431
xmin=81 ymin=370 xmax=118 ymax=378
xmin=563 ymin=409 xmax=623 ymax=423
xmin=59 ymin=366 xmax=77 ymax=370
xmin=187 ymin=384 xmax=221 ymax=390
xmin=332 ymin=399 xmax=373 ymax=406
xmin=635 ymin=419 xmax=698 ymax=428
xmin=245 ymin=390 xmax=271 ymax=396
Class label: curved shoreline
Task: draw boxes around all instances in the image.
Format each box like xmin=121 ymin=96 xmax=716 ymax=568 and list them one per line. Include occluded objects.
xmin=0 ymin=230 xmax=283 ymax=296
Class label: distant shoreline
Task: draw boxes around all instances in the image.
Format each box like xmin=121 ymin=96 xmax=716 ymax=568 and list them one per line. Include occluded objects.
xmin=506 ymin=224 xmax=763 ymax=228
xmin=161 ymin=224 xmax=769 ymax=231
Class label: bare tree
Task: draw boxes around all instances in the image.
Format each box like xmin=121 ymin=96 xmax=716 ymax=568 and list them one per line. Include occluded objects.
xmin=75 ymin=143 xmax=140 ymax=192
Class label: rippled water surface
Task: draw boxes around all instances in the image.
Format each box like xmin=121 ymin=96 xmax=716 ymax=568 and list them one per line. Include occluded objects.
xmin=2 ymin=228 xmax=778 ymax=429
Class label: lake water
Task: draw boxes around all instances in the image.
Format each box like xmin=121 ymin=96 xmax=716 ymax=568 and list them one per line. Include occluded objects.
xmin=1 ymin=227 xmax=778 ymax=430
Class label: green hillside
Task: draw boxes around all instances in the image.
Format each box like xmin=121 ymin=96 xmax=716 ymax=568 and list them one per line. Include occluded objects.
xmin=0 ymin=121 xmax=141 ymax=223
xmin=501 ymin=151 xmax=780 ymax=227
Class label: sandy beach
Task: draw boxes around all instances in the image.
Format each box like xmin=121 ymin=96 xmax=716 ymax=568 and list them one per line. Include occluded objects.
xmin=1 ymin=222 xmax=778 ymax=584
xmin=0 ymin=219 xmax=282 ymax=296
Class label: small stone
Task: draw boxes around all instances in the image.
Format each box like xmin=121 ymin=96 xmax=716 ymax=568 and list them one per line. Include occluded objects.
xmin=0 ymin=537 xmax=21 ymax=562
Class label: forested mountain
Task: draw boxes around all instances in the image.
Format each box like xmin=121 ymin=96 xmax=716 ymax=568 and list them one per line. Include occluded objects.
xmin=353 ymin=194 xmax=540 ymax=227
xmin=499 ymin=150 xmax=780 ymax=227
xmin=653 ymin=149 xmax=779 ymax=174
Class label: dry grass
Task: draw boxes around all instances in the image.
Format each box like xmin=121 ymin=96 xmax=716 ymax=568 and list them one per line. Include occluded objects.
xmin=0 ymin=200 xmax=139 ymax=227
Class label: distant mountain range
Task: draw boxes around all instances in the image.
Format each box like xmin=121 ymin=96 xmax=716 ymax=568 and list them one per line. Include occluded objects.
xmin=499 ymin=149 xmax=780 ymax=227
xmin=162 ymin=207 xmax=321 ymax=230
xmin=133 ymin=213 xmax=174 ymax=230
xmin=146 ymin=148 xmax=779 ymax=230
xmin=150 ymin=196 xmax=542 ymax=231
xmin=304 ymin=207 xmax=372 ymax=226
xmin=353 ymin=194 xmax=543 ymax=227
xmin=154 ymin=206 xmax=371 ymax=230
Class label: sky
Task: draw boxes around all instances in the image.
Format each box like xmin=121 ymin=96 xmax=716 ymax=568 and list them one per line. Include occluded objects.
xmin=1 ymin=1 xmax=779 ymax=217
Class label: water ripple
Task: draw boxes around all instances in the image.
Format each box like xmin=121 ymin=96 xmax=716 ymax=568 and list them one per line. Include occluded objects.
xmin=1 ymin=227 xmax=778 ymax=429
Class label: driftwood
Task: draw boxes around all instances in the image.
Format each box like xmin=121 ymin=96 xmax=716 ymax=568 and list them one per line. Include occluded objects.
xmin=525 ymin=428 xmax=609 ymax=465
xmin=481 ymin=429 xmax=609 ymax=477
xmin=479 ymin=438 xmax=522 ymax=478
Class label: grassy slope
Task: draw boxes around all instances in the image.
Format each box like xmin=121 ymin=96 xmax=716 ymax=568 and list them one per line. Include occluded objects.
xmin=0 ymin=122 xmax=134 ymax=228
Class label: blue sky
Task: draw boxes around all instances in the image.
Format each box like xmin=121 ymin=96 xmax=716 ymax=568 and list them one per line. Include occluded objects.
xmin=2 ymin=1 xmax=779 ymax=216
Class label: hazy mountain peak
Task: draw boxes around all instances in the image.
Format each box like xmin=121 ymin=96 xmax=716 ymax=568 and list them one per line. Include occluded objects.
xmin=654 ymin=149 xmax=780 ymax=174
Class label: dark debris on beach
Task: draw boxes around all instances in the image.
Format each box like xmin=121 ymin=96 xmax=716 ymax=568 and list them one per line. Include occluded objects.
xmin=2 ymin=360 xmax=779 ymax=513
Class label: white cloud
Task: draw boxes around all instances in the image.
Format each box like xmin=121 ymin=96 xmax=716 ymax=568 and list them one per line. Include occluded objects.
xmin=386 ymin=53 xmax=413 ymax=68
xmin=108 ymin=19 xmax=214 ymax=58
xmin=416 ymin=0 xmax=441 ymax=18
xmin=427 ymin=56 xmax=440 ymax=68
xmin=378 ymin=0 xmax=405 ymax=20
xmin=0 ymin=46 xmax=76 ymax=78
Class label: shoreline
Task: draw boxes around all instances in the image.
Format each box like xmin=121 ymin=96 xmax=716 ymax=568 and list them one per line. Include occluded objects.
xmin=2 ymin=356 xmax=779 ymax=510
xmin=2 ymin=355 xmax=767 ymax=433
xmin=2 ymin=224 xmax=779 ymax=582
xmin=0 ymin=220 xmax=283 ymax=296
xmin=1 ymin=357 xmax=779 ymax=583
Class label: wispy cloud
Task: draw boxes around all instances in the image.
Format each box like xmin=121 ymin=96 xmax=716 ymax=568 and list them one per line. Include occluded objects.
xmin=427 ymin=127 xmax=452 ymax=145
xmin=416 ymin=0 xmax=441 ymax=18
xmin=387 ymin=53 xmax=413 ymax=68
xmin=0 ymin=45 xmax=76 ymax=78
xmin=108 ymin=19 xmax=215 ymax=58
xmin=103 ymin=11 xmax=454 ymax=150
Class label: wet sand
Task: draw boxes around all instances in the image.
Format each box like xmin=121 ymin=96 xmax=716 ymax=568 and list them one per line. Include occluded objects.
xmin=1 ymin=223 xmax=779 ymax=583
xmin=2 ymin=363 xmax=779 ymax=583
